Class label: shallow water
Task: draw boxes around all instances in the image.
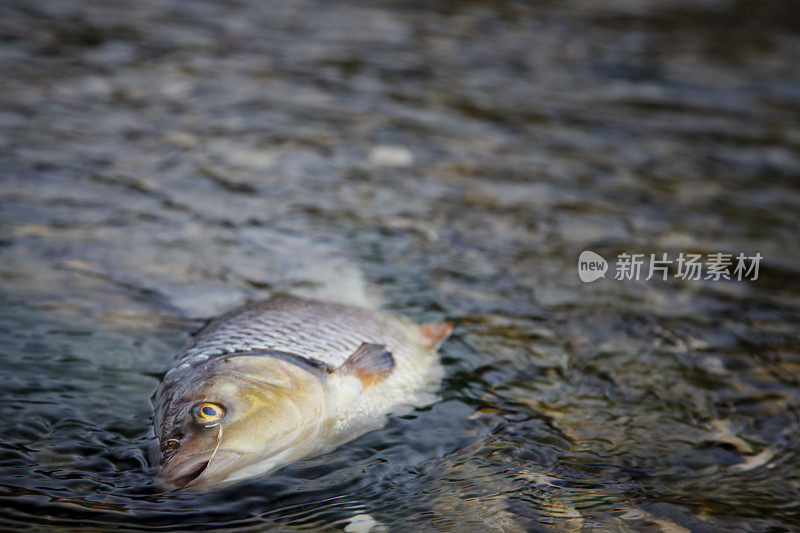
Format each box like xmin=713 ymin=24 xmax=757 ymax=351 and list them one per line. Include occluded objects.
xmin=2 ymin=0 xmax=800 ymax=530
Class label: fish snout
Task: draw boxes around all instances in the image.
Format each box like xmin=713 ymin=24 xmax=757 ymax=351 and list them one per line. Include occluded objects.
xmin=155 ymin=453 xmax=211 ymax=491
xmin=155 ymin=449 xmax=240 ymax=491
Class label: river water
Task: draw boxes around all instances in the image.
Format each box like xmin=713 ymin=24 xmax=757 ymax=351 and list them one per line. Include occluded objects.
xmin=1 ymin=0 xmax=800 ymax=530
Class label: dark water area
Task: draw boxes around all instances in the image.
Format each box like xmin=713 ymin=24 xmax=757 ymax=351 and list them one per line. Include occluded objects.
xmin=2 ymin=0 xmax=800 ymax=530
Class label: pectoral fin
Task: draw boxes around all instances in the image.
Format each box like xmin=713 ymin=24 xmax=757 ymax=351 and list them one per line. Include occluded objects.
xmin=337 ymin=343 xmax=395 ymax=388
xmin=420 ymin=321 xmax=454 ymax=349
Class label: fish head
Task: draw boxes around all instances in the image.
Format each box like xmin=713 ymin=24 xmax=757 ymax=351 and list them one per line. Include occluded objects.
xmin=153 ymin=355 xmax=329 ymax=491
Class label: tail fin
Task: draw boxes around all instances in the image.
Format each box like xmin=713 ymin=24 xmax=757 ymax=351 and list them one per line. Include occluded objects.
xmin=420 ymin=321 xmax=454 ymax=349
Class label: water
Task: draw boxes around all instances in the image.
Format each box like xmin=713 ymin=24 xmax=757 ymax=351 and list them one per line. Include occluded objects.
xmin=2 ymin=0 xmax=800 ymax=530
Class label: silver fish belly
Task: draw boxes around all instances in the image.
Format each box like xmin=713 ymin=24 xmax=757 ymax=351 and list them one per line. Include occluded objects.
xmin=152 ymin=295 xmax=452 ymax=491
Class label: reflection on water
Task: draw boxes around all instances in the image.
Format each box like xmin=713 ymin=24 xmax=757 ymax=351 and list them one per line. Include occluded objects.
xmin=1 ymin=0 xmax=800 ymax=530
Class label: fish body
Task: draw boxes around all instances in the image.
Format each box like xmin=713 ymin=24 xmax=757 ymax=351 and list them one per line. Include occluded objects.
xmin=153 ymin=295 xmax=451 ymax=491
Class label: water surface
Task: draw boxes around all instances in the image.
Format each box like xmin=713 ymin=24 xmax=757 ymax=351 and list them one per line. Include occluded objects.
xmin=1 ymin=0 xmax=800 ymax=530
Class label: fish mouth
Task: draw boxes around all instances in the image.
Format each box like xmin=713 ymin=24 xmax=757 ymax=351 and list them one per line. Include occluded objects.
xmin=155 ymin=450 xmax=240 ymax=492
xmin=155 ymin=456 xmax=210 ymax=492
xmin=174 ymin=460 xmax=208 ymax=486
xmin=156 ymin=456 xmax=210 ymax=491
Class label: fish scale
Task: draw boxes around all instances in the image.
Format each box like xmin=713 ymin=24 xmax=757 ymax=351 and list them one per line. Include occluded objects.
xmin=176 ymin=295 xmax=420 ymax=370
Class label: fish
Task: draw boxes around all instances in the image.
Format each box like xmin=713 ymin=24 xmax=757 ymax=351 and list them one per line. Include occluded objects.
xmin=152 ymin=294 xmax=452 ymax=491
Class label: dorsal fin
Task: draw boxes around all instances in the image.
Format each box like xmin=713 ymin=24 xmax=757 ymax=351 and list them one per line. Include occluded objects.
xmin=420 ymin=321 xmax=454 ymax=349
xmin=337 ymin=343 xmax=394 ymax=388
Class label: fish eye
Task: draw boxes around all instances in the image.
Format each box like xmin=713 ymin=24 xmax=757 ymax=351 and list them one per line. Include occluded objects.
xmin=192 ymin=402 xmax=225 ymax=425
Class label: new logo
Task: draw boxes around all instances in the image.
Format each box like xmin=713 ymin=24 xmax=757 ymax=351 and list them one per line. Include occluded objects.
xmin=578 ymin=250 xmax=608 ymax=282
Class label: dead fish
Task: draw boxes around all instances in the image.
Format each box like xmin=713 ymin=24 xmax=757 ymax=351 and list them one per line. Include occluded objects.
xmin=153 ymin=294 xmax=452 ymax=491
